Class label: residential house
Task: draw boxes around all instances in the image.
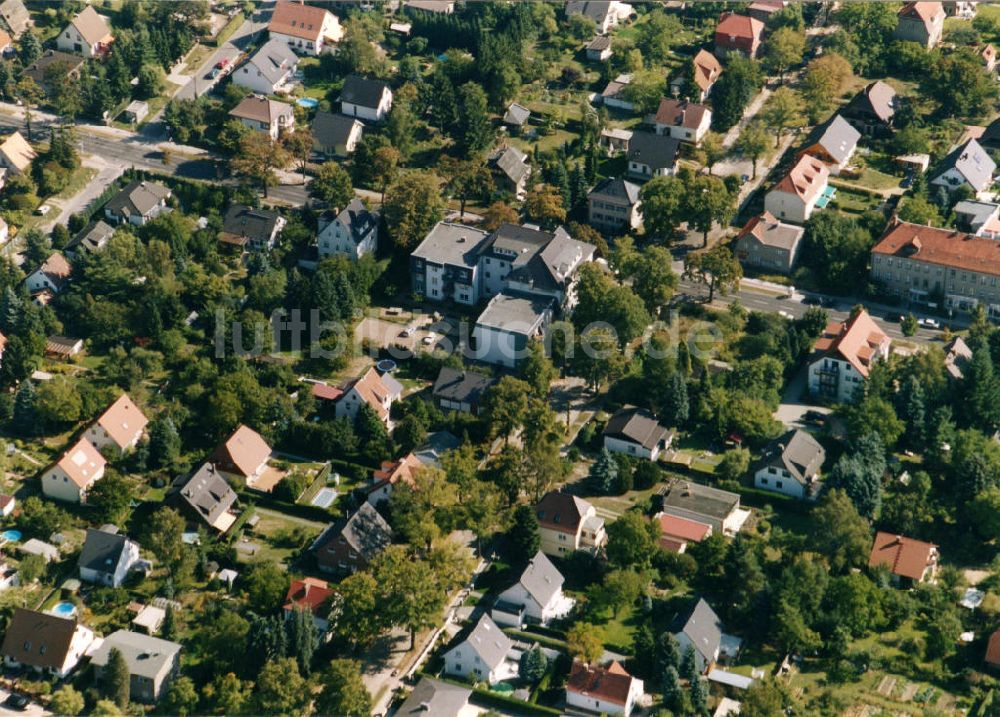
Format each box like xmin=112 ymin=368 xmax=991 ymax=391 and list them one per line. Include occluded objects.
xmin=894 ymin=2 xmax=945 ymax=49
xmin=842 ymin=80 xmax=897 ymax=137
xmin=284 ymin=577 xmax=335 ymax=635
xmin=132 ymin=605 xmax=166 ymax=635
xmin=228 ymin=96 xmax=295 ymax=140
xmin=977 ymin=42 xmax=997 ymax=72
xmin=600 ymin=73 xmax=635 ymax=111
xmin=502 ymin=102 xmax=531 ymax=130
xmin=953 ymin=199 xmax=999 ymax=235
xmin=211 ymin=424 xmax=272 ymax=486
xmin=85 ymin=393 xmax=148 ymax=454
xmin=488 ymin=145 xmax=531 ymax=200
xmin=586 ymin=34 xmax=613 ymax=61
xmin=104 ymin=180 xmax=171 ymax=226
xmin=986 ymin=628 xmax=1000 ymax=669
xmin=23 ymin=50 xmax=84 ymax=89
xmin=714 ymin=13 xmax=764 ymax=58
xmin=91 ymin=631 xmax=181 ymax=704
xmin=432 ymin=367 xmax=496 ymax=414
xmin=869 ymin=219 xmax=1000 ymax=317
xmin=492 ymin=551 xmax=575 ymax=628
xmin=366 ymin=453 xmax=423 ymax=506
xmin=339 ymin=75 xmax=393 ymax=122
xmin=0 ymin=561 xmax=18 ymax=590
xmin=268 ymin=1 xmax=343 ymax=55
xmin=404 ymin=0 xmax=456 ymax=13
xmin=317 ymin=198 xmax=378 ymax=260
xmin=311 ymin=501 xmax=392 ymax=573
xmin=410 ymin=222 xmax=491 ymax=304
xmin=472 ymin=293 xmax=553 ymax=368
xmin=26 ymin=252 xmax=72 ymax=295
xmin=0 ymin=0 xmax=30 ymax=38
xmin=658 ymin=514 xmax=712 ymax=554
xmin=627 ymin=131 xmax=680 ymax=180
xmin=930 ymin=139 xmax=996 ymax=196
xmin=748 ymin=0 xmax=788 ymax=23
xmin=754 ymin=429 xmax=826 ymax=499
xmin=660 ymin=481 xmax=748 ymax=536
xmin=233 ymin=39 xmax=299 ymax=95
xmin=19 ymin=539 xmax=59 ymax=563
xmin=0 ymin=494 xmax=14 ymax=517
xmin=535 ymin=491 xmax=607 ymax=557
xmin=764 ymin=154 xmax=831 ymax=224
xmin=603 ymin=405 xmax=674 ymax=461
xmin=588 ymin=177 xmax=642 ymax=234
xmin=798 ymin=114 xmax=861 ymax=174
xmin=651 ymin=98 xmax=712 ymax=145
xmin=565 ymin=0 xmax=634 ymax=34
xmin=45 ymin=335 xmax=83 ymax=359
xmin=733 ymin=211 xmax=805 ymax=274
xmin=167 ymin=463 xmax=239 ymax=533
xmin=944 ymin=336 xmax=973 ymax=380
xmin=122 ymin=101 xmax=148 ymax=125
xmin=78 ymin=526 xmax=141 ymax=588
xmin=396 ymin=678 xmax=472 ymax=717
xmin=334 ymin=366 xmax=403 ymax=426
xmin=1 ymin=609 xmax=95 ymax=679
xmin=869 ymin=531 xmax=939 ymax=584
xmin=442 ymin=614 xmax=517 ymax=684
xmin=945 ymin=1 xmax=978 ymax=17
xmin=670 ymin=49 xmax=723 ymax=102
xmin=672 ymin=598 xmax=728 ymax=673
xmin=56 ymin=6 xmax=113 ymax=58
xmin=566 ymin=661 xmax=644 ymax=717
xmin=311 ymin=112 xmax=364 ymax=157
xmin=220 ymin=204 xmax=286 ymax=251
xmin=807 ymin=309 xmax=891 ymax=403
xmin=0 ymin=131 xmax=34 ymax=175
xmin=41 ymin=438 xmax=106 ymax=504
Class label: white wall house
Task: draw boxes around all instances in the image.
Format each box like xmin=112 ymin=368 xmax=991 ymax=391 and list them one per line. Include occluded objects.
xmin=753 ymin=429 xmax=826 ymax=500
xmin=268 ymin=1 xmax=343 ymax=56
xmin=442 ymin=614 xmax=518 ymax=685
xmin=334 ymin=367 xmax=402 ymax=427
xmin=566 ymin=661 xmax=644 ymax=717
xmin=535 ymin=491 xmax=607 ymax=558
xmin=85 ymin=394 xmax=148 ymax=455
xmin=603 ymin=406 xmax=673 ymax=461
xmin=78 ymin=528 xmax=141 ymax=588
xmin=317 ymin=199 xmax=378 ymax=260
xmin=1 ymin=609 xmax=96 ymax=679
xmin=41 ymin=438 xmax=106 ymax=504
xmin=56 ymin=6 xmax=112 ymax=58
xmin=764 ymin=155 xmax=830 ymax=225
xmin=492 ymin=552 xmax=575 ymax=628
xmin=232 ymin=39 xmax=299 ymax=95
xmin=807 ymin=310 xmax=890 ymax=404
xmin=340 ymin=75 xmax=393 ymax=122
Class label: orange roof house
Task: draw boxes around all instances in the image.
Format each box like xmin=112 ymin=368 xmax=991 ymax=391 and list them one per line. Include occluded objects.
xmin=691 ymin=49 xmax=722 ymax=95
xmin=334 ymin=366 xmax=403 ymax=426
xmin=658 ymin=514 xmax=712 ymax=553
xmin=986 ymin=628 xmax=1000 ymax=668
xmin=41 ymin=438 xmax=106 ymax=504
xmin=566 ymin=661 xmax=644 ymax=715
xmin=268 ymin=1 xmax=342 ymax=54
xmin=895 ymin=2 xmax=945 ymax=48
xmin=714 ymin=12 xmax=764 ymax=58
xmin=367 ymin=453 xmax=423 ymax=505
xmin=869 ymin=531 xmax=939 ymax=583
xmin=284 ymin=577 xmax=335 ymax=634
xmin=212 ymin=424 xmax=272 ymax=483
xmin=764 ymin=154 xmax=830 ymax=224
xmin=86 ymin=394 xmax=148 ymax=454
xmin=808 ymin=309 xmax=890 ymax=403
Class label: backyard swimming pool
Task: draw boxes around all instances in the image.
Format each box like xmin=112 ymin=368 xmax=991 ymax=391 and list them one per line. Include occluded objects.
xmin=297 ymin=97 xmax=319 ymax=109
xmin=51 ymin=602 xmax=76 ymax=618
xmin=0 ymin=529 xmax=21 ymax=543
xmin=311 ymin=487 xmax=337 ymax=508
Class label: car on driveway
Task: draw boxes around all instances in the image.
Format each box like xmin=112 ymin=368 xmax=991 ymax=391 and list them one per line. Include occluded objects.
xmin=4 ymin=693 xmax=29 ymax=711
xmin=803 ymin=410 xmax=826 ymax=425
xmin=34 ymin=204 xmax=51 ymax=216
xmin=919 ymin=317 xmax=941 ymax=329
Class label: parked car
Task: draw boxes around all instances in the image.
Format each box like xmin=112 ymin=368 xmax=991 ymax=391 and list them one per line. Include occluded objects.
xmin=919 ymin=317 xmax=941 ymax=329
xmin=802 ymin=295 xmax=822 ymax=306
xmin=212 ymin=58 xmax=230 ymax=78
xmin=399 ymin=327 xmax=413 ymax=338
xmin=4 ymin=693 xmax=29 ymax=711
xmin=803 ymin=410 xmax=826 ymax=424
xmin=886 ymin=313 xmax=905 ymax=323
xmin=34 ymin=204 xmax=51 ymax=216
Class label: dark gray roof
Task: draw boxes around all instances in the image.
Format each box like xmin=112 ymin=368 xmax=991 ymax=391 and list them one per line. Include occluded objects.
xmin=490 ymin=146 xmax=531 ymax=185
xmin=78 ymin=527 xmax=132 ymax=574
xmin=503 ymin=103 xmax=531 ymax=126
xmin=761 ymin=429 xmax=825 ymax=484
xmin=845 ymin=80 xmax=896 ymax=124
xmin=432 ymin=367 xmax=496 ymax=404
xmin=452 ymin=614 xmax=513 ymax=671
xmin=246 ymin=39 xmax=298 ymax=86
xmin=954 ymin=199 xmax=999 ymax=230
xmin=65 ymin=220 xmax=115 ymax=257
xmin=514 ymin=551 xmax=564 ymax=608
xmin=169 ymin=463 xmax=237 ymax=529
xmin=105 ymin=181 xmax=171 ymax=218
xmin=662 ymin=481 xmax=740 ymax=520
xmin=222 ymin=204 xmax=282 ymax=244
xmin=489 ymin=223 xmax=595 ymax=293
xmin=340 ymin=75 xmax=390 ymax=110
xmin=589 ymin=177 xmax=640 ymax=205
xmin=933 ymin=139 xmax=996 ymax=191
xmin=90 ymin=630 xmax=181 ymax=680
xmin=474 ymin=292 xmax=552 ymax=333
xmin=627 ymin=131 xmax=680 ymax=171
xmin=319 ymin=198 xmax=377 ymax=244
xmin=586 ymin=34 xmax=612 ymax=51
xmin=396 ymin=678 xmax=472 ymax=717
xmin=982 ymin=116 xmax=1000 ymax=147
xmin=411 ymin=221 xmax=491 ymax=269
xmin=312 ymin=111 xmax=363 ymax=149
xmin=566 ymin=0 xmax=616 ymax=24
xmin=673 ymin=598 xmax=723 ymax=664
xmin=807 ymin=114 xmax=860 ymax=164
xmin=604 ymin=405 xmax=671 ymax=450
xmin=315 ymin=502 xmax=392 ymax=561
xmin=23 ymin=50 xmax=83 ymax=85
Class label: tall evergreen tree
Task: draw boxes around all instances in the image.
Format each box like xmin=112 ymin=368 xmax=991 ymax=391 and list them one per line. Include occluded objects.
xmin=662 ymin=666 xmax=682 ymax=711
xmin=899 ymin=376 xmax=926 ymax=450
xmin=285 ymin=607 xmax=319 ymax=675
xmin=12 ymin=381 xmax=37 ymax=436
xmin=588 ymin=448 xmax=619 ymax=495
xmin=680 ymin=644 xmax=699 ymax=683
xmin=662 ymin=372 xmax=689 ymax=427
xmin=104 ymin=647 xmax=131 ymax=710
xmin=690 ymin=675 xmax=708 ymax=715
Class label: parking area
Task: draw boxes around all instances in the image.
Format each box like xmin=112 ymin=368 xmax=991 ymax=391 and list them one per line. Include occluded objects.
xmin=0 ymin=688 xmax=47 ymax=717
xmin=355 ymin=315 xmax=458 ymax=353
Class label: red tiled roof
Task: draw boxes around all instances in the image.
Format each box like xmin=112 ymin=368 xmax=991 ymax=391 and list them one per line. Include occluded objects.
xmin=716 ymin=12 xmax=764 ymax=40
xmin=213 ymin=424 xmax=271 ymax=478
xmin=369 ymin=453 xmax=422 ymax=493
xmin=53 ymin=438 xmax=105 ymax=488
xmin=987 ymin=628 xmax=1000 ymax=666
xmin=96 ymin=393 xmax=148 ymax=450
xmin=659 ymin=514 xmax=712 ymax=543
xmin=869 ymin=531 xmax=937 ymax=581
xmin=771 ymin=154 xmax=829 ymax=203
xmin=811 ymin=310 xmax=888 ymax=378
xmin=872 ymin=219 xmax=1000 ymax=278
xmin=535 ymin=491 xmax=589 ymax=535
xmin=899 ymin=1 xmax=944 ymax=24
xmin=269 ymin=1 xmax=332 ymax=41
xmin=340 ymin=367 xmax=397 ymax=421
xmin=692 ymin=49 xmax=722 ymax=92
xmin=653 ymin=98 xmax=710 ymax=130
xmin=312 ymin=383 xmax=343 ymax=401
xmin=567 ymin=661 xmax=635 ymax=706
xmin=284 ymin=577 xmax=334 ymax=616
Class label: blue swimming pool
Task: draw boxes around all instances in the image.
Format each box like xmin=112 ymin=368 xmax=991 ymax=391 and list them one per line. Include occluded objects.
xmin=311 ymin=487 xmax=337 ymax=508
xmin=297 ymin=97 xmax=319 ymax=109
xmin=51 ymin=602 xmax=76 ymax=618
xmin=1 ymin=529 xmax=21 ymax=542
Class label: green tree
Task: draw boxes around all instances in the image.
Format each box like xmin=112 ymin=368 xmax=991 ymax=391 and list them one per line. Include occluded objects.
xmin=606 ymin=511 xmax=660 ymax=570
xmin=764 ymin=27 xmax=806 ymax=80
xmin=631 ymin=247 xmax=678 ymax=316
xmin=566 ymin=622 xmax=604 ymax=664
xmin=383 ymin=171 xmax=446 ymax=250
xmin=484 ymin=376 xmax=531 ymax=444
xmin=922 ymin=49 xmax=999 ymax=117
xmin=589 ymin=448 xmax=619 ymax=495
xmin=372 ymin=546 xmax=446 ymax=649
xmin=761 ymin=87 xmax=804 ymax=147
xmin=104 ymin=648 xmax=130 ymax=709
xmin=286 ymin=606 xmax=318 ymax=675
xmin=252 ymin=658 xmax=310 ymax=716
xmin=34 ymin=375 xmax=81 ymax=426
xmin=159 ymin=676 xmax=198 ymax=716
xmin=243 ymin=562 xmax=291 ymax=613
xmin=524 ymin=183 xmax=567 ymax=228
xmin=520 ymin=341 xmax=557 ymax=396
xmin=812 ymin=489 xmax=872 ymax=573
xmin=88 ymin=471 xmax=134 ymax=527
xmin=458 ymin=81 xmax=495 ymax=153
xmin=148 ymin=417 xmax=182 ymax=470
xmin=685 ymin=175 xmax=735 ymax=245
xmin=312 ymin=162 xmax=354 ymax=208
xmin=230 ymin=132 xmax=289 ymax=197
xmin=315 ymin=659 xmax=371 ymax=717
xmin=92 ymin=700 xmax=121 ymax=716
xmin=519 ymin=645 xmax=548 ymax=682
xmin=144 ymin=507 xmax=186 ymax=574
xmin=901 ymin=313 xmax=919 ymax=337
xmin=601 ymin=569 xmax=646 ymax=618
xmin=827 ymin=431 xmax=886 ymax=518
xmin=801 ymin=52 xmax=853 ymax=121
xmin=50 ymin=686 xmax=85 ymax=716
xmin=717 ymin=447 xmax=750 ymax=482
xmin=734 ymin=121 xmax=770 ymax=179
xmin=508 ymin=504 xmax=540 ymax=557
xmin=639 ymin=175 xmax=686 ymax=241
xmin=969 ymin=486 xmax=1000 ymax=541
xmin=711 ymin=57 xmax=764 ymax=131
xmin=683 ymin=245 xmax=743 ymax=302
xmin=202 ymin=673 xmax=251 ymax=716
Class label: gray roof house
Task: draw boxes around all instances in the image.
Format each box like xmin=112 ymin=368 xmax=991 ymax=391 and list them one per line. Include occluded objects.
xmin=503 ymin=102 xmax=531 ymax=128
xmin=65 ymin=220 xmax=115 ymax=258
xmin=0 ymin=0 xmax=30 ymax=37
xmin=954 ymin=200 xmax=1000 ymax=234
xmin=311 ymin=112 xmax=364 ymax=157
xmin=661 ymin=481 xmax=746 ymax=535
xmin=603 ymin=405 xmax=674 ymax=461
xmin=312 ymin=502 xmax=392 ymax=573
xmin=90 ymin=630 xmax=181 ymax=704
xmin=586 ymin=34 xmax=613 ymax=61
xmin=733 ymin=211 xmax=805 ymax=274
xmin=432 ymin=367 xmax=497 ymax=414
xmin=233 ymin=38 xmax=298 ymax=94
xmin=78 ymin=526 xmax=141 ymax=588
xmin=340 ymin=75 xmax=393 ymax=122
xmin=945 ymin=336 xmax=973 ymax=380
xmin=317 ymin=198 xmax=379 ymax=260
xmin=493 ymin=550 xmax=573 ymax=627
xmin=841 ymin=80 xmax=896 ymax=137
xmin=104 ymin=180 xmax=171 ymax=226
xmin=931 ymin=138 xmax=996 ymax=194
xmin=799 ymin=114 xmax=861 ymax=174
xmin=396 ymin=678 xmax=472 ymax=717
xmin=627 ymin=131 xmax=680 ymax=181
xmin=754 ymin=429 xmax=826 ymax=500
xmin=489 ymin=145 xmax=531 ymax=199
xmin=167 ymin=463 xmax=239 ymax=533
xmin=442 ymin=613 xmax=517 ymax=684
xmin=588 ymin=177 xmax=642 ymax=234
xmin=472 ymin=292 xmax=554 ymax=368
xmin=672 ymin=598 xmax=724 ymax=672
xmin=220 ymin=204 xmax=286 ymax=251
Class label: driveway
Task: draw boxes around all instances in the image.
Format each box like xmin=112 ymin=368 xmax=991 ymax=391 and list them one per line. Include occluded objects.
xmin=773 ymin=366 xmax=830 ymax=427
xmin=0 ymin=688 xmax=47 ymax=717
